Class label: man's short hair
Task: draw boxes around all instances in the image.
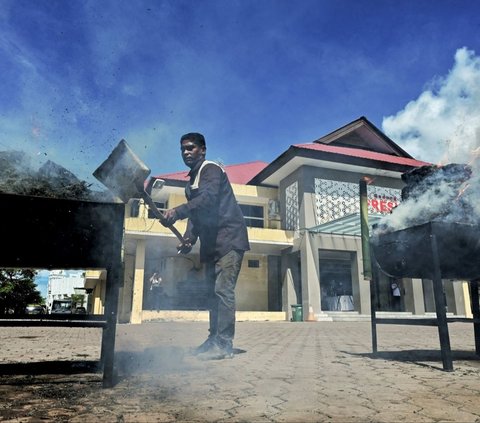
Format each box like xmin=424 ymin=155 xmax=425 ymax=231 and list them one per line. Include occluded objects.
xmin=180 ymin=132 xmax=206 ymax=148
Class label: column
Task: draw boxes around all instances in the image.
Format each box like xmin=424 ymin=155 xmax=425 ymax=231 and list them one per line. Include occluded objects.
xmin=300 ymin=231 xmax=321 ymax=320
xmin=403 ymin=278 xmax=425 ymax=315
xmin=130 ymin=239 xmax=146 ymax=324
xmin=300 ymin=193 xmax=321 ymax=319
xmin=282 ymin=267 xmax=297 ymax=321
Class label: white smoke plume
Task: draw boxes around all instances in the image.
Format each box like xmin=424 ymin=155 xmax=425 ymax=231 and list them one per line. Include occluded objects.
xmin=382 ymin=47 xmax=480 ymax=165
xmin=379 ymin=47 xmax=480 ymax=231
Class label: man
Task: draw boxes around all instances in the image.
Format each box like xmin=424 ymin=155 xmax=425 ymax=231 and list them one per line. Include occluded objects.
xmin=162 ymin=132 xmax=250 ymax=360
xmin=391 ymin=280 xmax=402 ymax=311
xmin=149 ymin=272 xmax=163 ymax=310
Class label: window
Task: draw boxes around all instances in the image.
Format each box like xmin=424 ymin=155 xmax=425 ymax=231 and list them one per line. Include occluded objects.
xmin=248 ymin=260 xmax=260 ymax=268
xmin=130 ymin=199 xmax=140 ymax=217
xmin=130 ymin=199 xmax=167 ymax=218
xmin=148 ymin=201 xmax=167 ymax=219
xmin=239 ymin=204 xmax=264 ymax=228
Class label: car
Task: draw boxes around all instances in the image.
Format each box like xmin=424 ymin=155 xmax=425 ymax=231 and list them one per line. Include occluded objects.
xmin=25 ymin=304 xmax=46 ymax=315
xmin=51 ymin=299 xmax=73 ymax=314
xmin=74 ymin=306 xmax=87 ymax=314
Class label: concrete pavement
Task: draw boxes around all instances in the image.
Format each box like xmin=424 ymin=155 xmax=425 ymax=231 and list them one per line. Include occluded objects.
xmin=1 ymin=320 xmax=480 ymax=422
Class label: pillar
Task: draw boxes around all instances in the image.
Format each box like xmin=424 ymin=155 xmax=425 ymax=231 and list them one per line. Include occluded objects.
xmin=118 ymin=253 xmax=135 ymax=323
xmin=449 ymin=280 xmax=470 ymax=317
xmin=130 ymin=239 xmax=146 ymax=324
xmin=463 ymin=282 xmax=473 ymax=318
xmin=403 ymin=278 xmax=425 ymax=315
xmin=300 ymin=231 xmax=320 ymax=319
xmin=282 ymin=267 xmax=297 ymax=321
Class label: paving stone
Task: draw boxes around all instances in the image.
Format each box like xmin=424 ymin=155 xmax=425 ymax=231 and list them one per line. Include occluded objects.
xmin=2 ymin=321 xmax=480 ymax=421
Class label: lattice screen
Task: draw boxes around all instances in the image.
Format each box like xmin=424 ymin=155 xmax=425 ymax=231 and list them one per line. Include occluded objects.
xmin=285 ymin=181 xmax=299 ymax=230
xmin=314 ymin=179 xmax=401 ymax=225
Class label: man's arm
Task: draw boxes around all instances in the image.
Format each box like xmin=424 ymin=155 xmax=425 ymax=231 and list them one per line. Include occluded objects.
xmin=177 ymin=219 xmax=198 ymax=254
xmin=163 ymin=164 xmax=222 ymax=224
xmin=184 ymin=219 xmax=198 ymax=243
xmin=176 ymin=164 xmax=222 ymax=219
xmin=162 ymin=164 xmax=222 ymax=253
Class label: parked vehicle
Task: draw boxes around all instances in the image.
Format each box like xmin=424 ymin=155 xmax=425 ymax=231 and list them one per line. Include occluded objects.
xmin=25 ymin=304 xmax=46 ymax=314
xmin=50 ymin=299 xmax=87 ymax=314
xmin=50 ymin=299 xmax=73 ymax=314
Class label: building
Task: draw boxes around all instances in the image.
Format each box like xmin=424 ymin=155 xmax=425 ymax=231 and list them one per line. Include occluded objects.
xmin=46 ymin=270 xmax=86 ymax=311
xmin=88 ymin=117 xmax=474 ymax=323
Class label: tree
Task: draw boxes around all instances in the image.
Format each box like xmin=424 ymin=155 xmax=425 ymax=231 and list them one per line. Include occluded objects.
xmin=0 ymin=269 xmax=43 ymax=314
xmin=71 ymin=293 xmax=85 ymax=308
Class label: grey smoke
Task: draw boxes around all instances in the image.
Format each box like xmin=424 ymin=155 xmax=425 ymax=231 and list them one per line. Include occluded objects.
xmin=0 ymin=150 xmax=117 ymax=202
xmin=379 ymin=162 xmax=477 ymax=231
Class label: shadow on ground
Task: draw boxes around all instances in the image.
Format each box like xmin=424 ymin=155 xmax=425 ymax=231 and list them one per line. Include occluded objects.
xmin=0 ymin=360 xmax=101 ymax=376
xmin=343 ymin=349 xmax=480 ymax=370
xmin=0 ymin=346 xmax=248 ymax=389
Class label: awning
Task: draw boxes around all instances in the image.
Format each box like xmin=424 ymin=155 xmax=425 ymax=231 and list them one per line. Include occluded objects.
xmin=308 ymin=212 xmax=384 ymax=236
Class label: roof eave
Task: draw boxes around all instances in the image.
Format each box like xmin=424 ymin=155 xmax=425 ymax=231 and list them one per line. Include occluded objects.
xmin=247 ymin=146 xmax=296 ymax=185
xmin=248 ymin=145 xmax=425 ymax=186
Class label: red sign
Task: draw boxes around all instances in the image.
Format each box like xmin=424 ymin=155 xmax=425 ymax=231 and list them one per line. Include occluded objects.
xmin=368 ymin=197 xmax=398 ymax=214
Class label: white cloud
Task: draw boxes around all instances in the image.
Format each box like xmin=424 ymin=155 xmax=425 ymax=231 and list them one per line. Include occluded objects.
xmin=382 ymin=47 xmax=480 ymax=166
xmin=380 ymin=48 xmax=480 ymax=231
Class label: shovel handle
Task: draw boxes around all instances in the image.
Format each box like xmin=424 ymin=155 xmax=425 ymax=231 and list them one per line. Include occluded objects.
xmin=141 ymin=194 xmax=186 ymax=244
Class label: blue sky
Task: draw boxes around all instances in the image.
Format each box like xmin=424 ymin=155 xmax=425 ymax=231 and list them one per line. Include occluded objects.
xmin=1 ymin=0 xmax=480 ymax=188
xmin=35 ymin=270 xmax=48 ymax=299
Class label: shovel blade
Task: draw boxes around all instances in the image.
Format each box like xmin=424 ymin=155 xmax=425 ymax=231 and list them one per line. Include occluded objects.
xmin=93 ymin=139 xmax=150 ymax=203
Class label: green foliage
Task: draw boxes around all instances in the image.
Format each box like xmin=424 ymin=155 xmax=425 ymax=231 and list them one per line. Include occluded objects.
xmin=71 ymin=293 xmax=85 ymax=308
xmin=0 ymin=269 xmax=42 ymax=314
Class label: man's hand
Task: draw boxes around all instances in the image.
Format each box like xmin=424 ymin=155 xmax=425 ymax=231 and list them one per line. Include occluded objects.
xmin=177 ymin=238 xmax=193 ymax=255
xmin=162 ymin=209 xmax=178 ymax=227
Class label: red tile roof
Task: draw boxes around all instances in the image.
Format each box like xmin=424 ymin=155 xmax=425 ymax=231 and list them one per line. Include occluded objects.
xmin=294 ymin=142 xmax=431 ymax=167
xmin=153 ymin=160 xmax=269 ymax=185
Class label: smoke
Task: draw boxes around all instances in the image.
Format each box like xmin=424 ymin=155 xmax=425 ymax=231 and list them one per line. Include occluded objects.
xmin=378 ymin=47 xmax=480 ymax=231
xmin=0 ymin=150 xmax=116 ymax=202
xmin=382 ymin=47 xmax=480 ymax=165
xmin=115 ymin=346 xmax=191 ymax=379
xmin=378 ymin=164 xmax=475 ymax=231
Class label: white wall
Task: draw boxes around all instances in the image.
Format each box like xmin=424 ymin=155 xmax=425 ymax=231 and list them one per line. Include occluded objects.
xmin=46 ymin=270 xmax=85 ymax=309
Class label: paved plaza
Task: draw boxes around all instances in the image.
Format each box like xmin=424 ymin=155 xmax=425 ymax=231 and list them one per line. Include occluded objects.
xmin=1 ymin=320 xmax=480 ymax=422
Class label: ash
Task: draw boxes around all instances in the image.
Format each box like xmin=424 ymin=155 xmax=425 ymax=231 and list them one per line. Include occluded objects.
xmin=0 ymin=151 xmax=116 ymax=202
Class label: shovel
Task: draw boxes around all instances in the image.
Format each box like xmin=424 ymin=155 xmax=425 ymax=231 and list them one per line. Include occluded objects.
xmin=93 ymin=139 xmax=185 ymax=244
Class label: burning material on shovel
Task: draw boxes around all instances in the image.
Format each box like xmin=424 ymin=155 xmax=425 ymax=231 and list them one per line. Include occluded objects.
xmin=93 ymin=139 xmax=185 ymax=243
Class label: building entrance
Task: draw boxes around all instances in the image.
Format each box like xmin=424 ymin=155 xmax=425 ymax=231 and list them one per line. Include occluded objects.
xmin=319 ymin=251 xmax=354 ymax=311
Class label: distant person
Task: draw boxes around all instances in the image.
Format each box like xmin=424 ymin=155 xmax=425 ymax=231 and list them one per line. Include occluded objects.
xmin=162 ymin=132 xmax=250 ymax=360
xmin=149 ymin=272 xmax=163 ymax=310
xmin=391 ymin=281 xmax=402 ymax=311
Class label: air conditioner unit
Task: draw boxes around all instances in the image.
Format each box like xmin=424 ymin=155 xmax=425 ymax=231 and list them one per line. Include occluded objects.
xmin=268 ymin=199 xmax=280 ymax=218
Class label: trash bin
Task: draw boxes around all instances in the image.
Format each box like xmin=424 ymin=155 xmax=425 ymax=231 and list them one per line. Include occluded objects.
xmin=290 ymin=304 xmax=303 ymax=322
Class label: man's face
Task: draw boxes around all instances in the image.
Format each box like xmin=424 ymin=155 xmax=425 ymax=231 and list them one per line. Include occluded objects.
xmin=181 ymin=139 xmax=205 ymax=169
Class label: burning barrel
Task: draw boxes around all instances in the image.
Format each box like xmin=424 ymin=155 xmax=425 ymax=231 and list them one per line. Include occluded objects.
xmin=0 ymin=192 xmax=125 ymax=387
xmin=371 ymin=163 xmax=479 ymax=279
xmin=371 ymin=221 xmax=480 ymax=280
xmin=0 ymin=192 xmax=124 ymax=269
xmin=0 ymin=154 xmax=125 ymax=387
xmin=369 ymin=163 xmax=480 ymax=371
